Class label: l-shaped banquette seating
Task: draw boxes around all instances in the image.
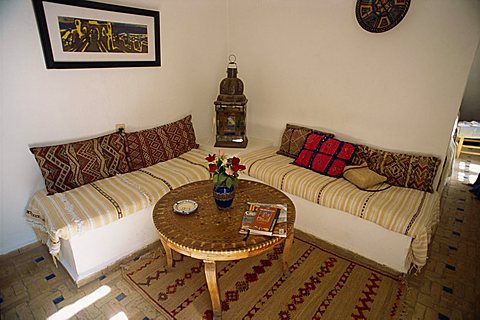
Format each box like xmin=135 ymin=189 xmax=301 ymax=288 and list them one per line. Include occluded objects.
xmin=26 ymin=117 xmax=441 ymax=286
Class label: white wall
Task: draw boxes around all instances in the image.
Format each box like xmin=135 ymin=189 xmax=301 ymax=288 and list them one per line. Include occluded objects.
xmin=228 ymin=0 xmax=480 ymax=158
xmin=0 ymin=0 xmax=227 ymax=254
xmin=460 ymin=42 xmax=480 ymax=121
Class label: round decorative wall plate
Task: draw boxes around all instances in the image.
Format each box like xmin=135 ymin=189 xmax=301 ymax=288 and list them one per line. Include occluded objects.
xmin=356 ymin=0 xmax=411 ymax=33
xmin=173 ymin=200 xmax=198 ymax=215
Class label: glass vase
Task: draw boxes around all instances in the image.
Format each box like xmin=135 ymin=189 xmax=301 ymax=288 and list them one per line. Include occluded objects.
xmin=213 ymin=185 xmax=235 ymax=209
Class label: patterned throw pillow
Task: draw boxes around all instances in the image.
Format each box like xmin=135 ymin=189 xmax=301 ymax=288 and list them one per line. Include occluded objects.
xmin=96 ymin=132 xmax=130 ymax=176
xmin=294 ymin=133 xmax=357 ymax=177
xmin=30 ymin=144 xmax=77 ymax=194
xmin=125 ymin=115 xmax=198 ymax=171
xmin=277 ymin=124 xmax=335 ymax=158
xmin=352 ymin=145 xmax=441 ymax=192
xmin=125 ymin=127 xmax=174 ymax=171
xmin=30 ymin=132 xmax=129 ymax=195
xmin=160 ymin=115 xmax=198 ymax=157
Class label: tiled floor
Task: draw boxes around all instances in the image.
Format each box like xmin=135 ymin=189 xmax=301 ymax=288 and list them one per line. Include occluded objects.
xmin=404 ymin=154 xmax=480 ymax=320
xmin=0 ymin=155 xmax=479 ymax=320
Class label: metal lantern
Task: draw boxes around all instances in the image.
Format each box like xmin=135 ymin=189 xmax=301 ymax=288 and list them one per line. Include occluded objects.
xmin=214 ymin=55 xmax=248 ymax=148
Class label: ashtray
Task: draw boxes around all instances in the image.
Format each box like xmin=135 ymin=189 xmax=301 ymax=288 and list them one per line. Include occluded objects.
xmin=173 ymin=200 xmax=198 ymax=215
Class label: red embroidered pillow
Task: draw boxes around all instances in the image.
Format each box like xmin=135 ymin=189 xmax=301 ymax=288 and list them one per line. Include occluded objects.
xmin=294 ymin=133 xmax=357 ymax=177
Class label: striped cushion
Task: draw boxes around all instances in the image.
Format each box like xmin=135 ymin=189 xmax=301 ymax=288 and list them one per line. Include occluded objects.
xmin=26 ymin=148 xmax=211 ymax=257
xmin=242 ymin=147 xmax=440 ymax=270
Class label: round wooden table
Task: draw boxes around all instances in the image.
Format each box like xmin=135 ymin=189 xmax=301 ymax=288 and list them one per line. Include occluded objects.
xmin=152 ymin=179 xmax=296 ymax=319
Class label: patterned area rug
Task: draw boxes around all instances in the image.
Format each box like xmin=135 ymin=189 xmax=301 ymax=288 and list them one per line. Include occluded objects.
xmin=123 ymin=235 xmax=406 ymax=320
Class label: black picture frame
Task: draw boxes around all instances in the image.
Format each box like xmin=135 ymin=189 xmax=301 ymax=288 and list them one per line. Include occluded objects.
xmin=32 ymin=0 xmax=161 ymax=69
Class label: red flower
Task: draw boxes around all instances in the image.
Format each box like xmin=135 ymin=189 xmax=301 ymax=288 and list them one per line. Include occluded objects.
xmin=205 ymin=152 xmax=246 ymax=187
xmin=205 ymin=154 xmax=216 ymax=162
xmin=232 ymin=163 xmax=246 ymax=172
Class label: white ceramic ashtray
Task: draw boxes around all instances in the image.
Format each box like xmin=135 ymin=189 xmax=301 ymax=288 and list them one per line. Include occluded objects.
xmin=173 ymin=200 xmax=198 ymax=215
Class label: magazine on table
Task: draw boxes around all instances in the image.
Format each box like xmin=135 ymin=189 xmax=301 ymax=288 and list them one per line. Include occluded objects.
xmin=240 ymin=202 xmax=288 ymax=237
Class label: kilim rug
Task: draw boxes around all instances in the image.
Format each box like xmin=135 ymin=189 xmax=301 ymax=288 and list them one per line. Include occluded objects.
xmin=123 ymin=235 xmax=407 ymax=320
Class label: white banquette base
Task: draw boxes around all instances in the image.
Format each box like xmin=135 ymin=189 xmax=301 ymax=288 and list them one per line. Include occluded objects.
xmin=58 ymin=206 xmax=159 ymax=286
xmin=58 ymin=176 xmax=412 ymax=286
xmin=292 ymin=193 xmax=412 ymax=273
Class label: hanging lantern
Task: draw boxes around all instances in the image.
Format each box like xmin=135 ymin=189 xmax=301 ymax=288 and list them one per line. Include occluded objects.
xmin=214 ymin=54 xmax=248 ymax=148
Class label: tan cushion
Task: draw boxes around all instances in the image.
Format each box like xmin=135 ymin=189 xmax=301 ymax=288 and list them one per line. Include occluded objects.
xmin=343 ymin=163 xmax=387 ymax=189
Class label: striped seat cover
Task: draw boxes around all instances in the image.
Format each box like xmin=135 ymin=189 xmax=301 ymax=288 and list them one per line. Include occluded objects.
xmin=26 ymin=149 xmax=210 ymax=258
xmin=241 ymin=147 xmax=440 ymax=270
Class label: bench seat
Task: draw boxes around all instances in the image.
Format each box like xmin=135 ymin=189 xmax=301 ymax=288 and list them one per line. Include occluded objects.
xmin=26 ymin=148 xmax=210 ymax=283
xmin=241 ymin=147 xmax=440 ymax=270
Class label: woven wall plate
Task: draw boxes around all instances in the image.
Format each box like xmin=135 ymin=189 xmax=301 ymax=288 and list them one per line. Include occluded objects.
xmin=356 ymin=0 xmax=411 ymax=33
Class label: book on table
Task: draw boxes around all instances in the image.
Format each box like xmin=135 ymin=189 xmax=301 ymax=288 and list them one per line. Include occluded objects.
xmin=240 ymin=202 xmax=288 ymax=237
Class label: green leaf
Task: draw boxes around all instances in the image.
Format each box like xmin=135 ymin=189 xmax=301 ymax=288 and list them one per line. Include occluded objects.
xmin=219 ymin=174 xmax=227 ymax=183
xmin=226 ymin=178 xmax=233 ymax=188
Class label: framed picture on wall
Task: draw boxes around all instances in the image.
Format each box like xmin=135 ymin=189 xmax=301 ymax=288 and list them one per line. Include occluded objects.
xmin=32 ymin=0 xmax=161 ymax=69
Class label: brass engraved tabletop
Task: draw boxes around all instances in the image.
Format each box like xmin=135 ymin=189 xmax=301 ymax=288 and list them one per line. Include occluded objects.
xmin=152 ymin=179 xmax=296 ymax=319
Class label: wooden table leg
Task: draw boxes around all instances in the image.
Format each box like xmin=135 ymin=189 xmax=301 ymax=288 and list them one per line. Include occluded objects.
xmin=204 ymin=260 xmax=222 ymax=320
xmin=160 ymin=239 xmax=173 ymax=268
xmin=282 ymin=232 xmax=294 ymax=275
xmin=457 ymin=136 xmax=464 ymax=158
